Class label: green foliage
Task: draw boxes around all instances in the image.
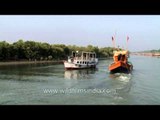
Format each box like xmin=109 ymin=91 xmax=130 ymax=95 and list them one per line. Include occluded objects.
xmin=0 ymin=41 xmax=10 ymax=60
xmin=0 ymin=40 xmax=116 ymax=61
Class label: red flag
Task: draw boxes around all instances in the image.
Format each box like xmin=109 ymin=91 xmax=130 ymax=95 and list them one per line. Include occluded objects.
xmin=112 ymin=36 xmax=114 ymax=41
xmin=127 ymin=36 xmax=129 ymax=42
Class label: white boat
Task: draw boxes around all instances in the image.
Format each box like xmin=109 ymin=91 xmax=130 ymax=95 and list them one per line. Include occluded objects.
xmin=64 ymin=51 xmax=98 ymax=69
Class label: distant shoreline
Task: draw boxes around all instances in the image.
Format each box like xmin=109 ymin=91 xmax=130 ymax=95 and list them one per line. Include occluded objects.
xmin=0 ymin=60 xmax=64 ymax=66
xmin=131 ymin=52 xmax=160 ymax=57
xmin=0 ymin=57 xmax=112 ymax=66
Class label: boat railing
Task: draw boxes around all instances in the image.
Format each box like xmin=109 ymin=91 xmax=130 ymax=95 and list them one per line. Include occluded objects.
xmin=73 ymin=57 xmax=96 ymax=61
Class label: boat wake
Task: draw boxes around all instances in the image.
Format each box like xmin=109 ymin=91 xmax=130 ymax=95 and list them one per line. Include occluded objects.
xmin=112 ymin=73 xmax=132 ymax=83
xmin=117 ymin=74 xmax=131 ymax=83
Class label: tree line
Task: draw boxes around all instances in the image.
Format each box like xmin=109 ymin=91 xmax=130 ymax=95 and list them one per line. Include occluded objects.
xmin=0 ymin=40 xmax=118 ymax=61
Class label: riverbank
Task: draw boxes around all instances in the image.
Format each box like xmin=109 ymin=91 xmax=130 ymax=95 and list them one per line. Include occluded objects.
xmin=131 ymin=52 xmax=160 ymax=57
xmin=0 ymin=60 xmax=64 ymax=66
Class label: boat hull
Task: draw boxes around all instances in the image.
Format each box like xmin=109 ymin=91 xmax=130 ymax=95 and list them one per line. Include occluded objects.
xmin=64 ymin=61 xmax=96 ymax=70
xmin=109 ymin=61 xmax=133 ymax=74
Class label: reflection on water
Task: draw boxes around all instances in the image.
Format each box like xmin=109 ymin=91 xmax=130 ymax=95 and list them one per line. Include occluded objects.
xmin=64 ymin=69 xmax=97 ymax=80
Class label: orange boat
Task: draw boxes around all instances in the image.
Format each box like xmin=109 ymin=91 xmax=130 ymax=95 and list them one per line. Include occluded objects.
xmin=109 ymin=50 xmax=133 ymax=74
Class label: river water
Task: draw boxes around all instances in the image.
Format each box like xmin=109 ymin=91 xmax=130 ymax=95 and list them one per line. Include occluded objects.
xmin=0 ymin=55 xmax=160 ymax=105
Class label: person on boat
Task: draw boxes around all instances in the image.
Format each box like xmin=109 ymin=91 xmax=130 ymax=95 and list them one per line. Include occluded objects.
xmin=118 ymin=54 xmax=122 ymax=61
xmin=121 ymin=54 xmax=127 ymax=63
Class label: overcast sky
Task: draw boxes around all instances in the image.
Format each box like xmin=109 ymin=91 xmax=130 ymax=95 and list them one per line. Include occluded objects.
xmin=0 ymin=15 xmax=160 ymax=52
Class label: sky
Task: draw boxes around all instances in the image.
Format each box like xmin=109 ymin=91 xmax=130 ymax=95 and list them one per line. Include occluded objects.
xmin=0 ymin=15 xmax=160 ymax=52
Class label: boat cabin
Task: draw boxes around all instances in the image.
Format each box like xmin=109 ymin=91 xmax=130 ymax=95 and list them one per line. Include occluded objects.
xmin=113 ymin=50 xmax=129 ymax=63
xmin=71 ymin=51 xmax=96 ymax=60
xmin=67 ymin=51 xmax=98 ymax=65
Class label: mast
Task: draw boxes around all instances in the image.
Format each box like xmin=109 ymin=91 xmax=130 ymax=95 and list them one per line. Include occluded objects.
xmin=112 ymin=36 xmax=115 ymax=48
xmin=112 ymin=31 xmax=117 ymax=49
xmin=114 ymin=30 xmax=117 ymax=48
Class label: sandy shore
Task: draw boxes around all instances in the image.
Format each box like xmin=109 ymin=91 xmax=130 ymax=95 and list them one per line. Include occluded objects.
xmin=0 ymin=60 xmax=64 ymax=66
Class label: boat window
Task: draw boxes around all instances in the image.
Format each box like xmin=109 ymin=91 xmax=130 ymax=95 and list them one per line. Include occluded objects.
xmin=77 ymin=61 xmax=79 ymax=63
xmin=83 ymin=61 xmax=84 ymax=64
xmin=85 ymin=62 xmax=86 ymax=64
xmin=122 ymin=55 xmax=125 ymax=61
xmin=72 ymin=52 xmax=76 ymax=57
xmin=80 ymin=61 xmax=81 ymax=64
xmin=118 ymin=54 xmax=122 ymax=61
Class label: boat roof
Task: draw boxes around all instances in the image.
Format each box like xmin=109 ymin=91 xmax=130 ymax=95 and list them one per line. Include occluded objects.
xmin=113 ymin=50 xmax=128 ymax=56
xmin=73 ymin=51 xmax=96 ymax=54
xmin=82 ymin=51 xmax=96 ymax=54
